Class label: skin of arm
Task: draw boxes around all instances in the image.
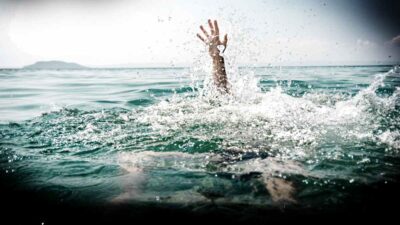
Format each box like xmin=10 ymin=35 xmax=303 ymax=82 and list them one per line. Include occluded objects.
xmin=197 ymin=19 xmax=229 ymax=93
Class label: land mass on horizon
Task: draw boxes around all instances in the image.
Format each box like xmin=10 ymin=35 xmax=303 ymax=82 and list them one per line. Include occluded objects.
xmin=23 ymin=61 xmax=88 ymax=69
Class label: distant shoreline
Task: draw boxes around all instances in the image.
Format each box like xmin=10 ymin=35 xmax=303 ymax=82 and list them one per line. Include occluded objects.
xmin=22 ymin=60 xmax=88 ymax=69
xmin=0 ymin=64 xmax=397 ymax=70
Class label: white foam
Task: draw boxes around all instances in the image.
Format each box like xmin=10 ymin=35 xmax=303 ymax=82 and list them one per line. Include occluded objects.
xmin=135 ymin=66 xmax=400 ymax=164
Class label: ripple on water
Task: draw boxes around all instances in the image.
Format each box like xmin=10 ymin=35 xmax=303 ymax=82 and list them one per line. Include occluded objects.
xmin=0 ymin=66 xmax=399 ymax=206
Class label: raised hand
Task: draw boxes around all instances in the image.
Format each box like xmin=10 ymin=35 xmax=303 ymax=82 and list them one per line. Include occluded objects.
xmin=197 ymin=19 xmax=228 ymax=58
xmin=196 ymin=19 xmax=229 ymax=93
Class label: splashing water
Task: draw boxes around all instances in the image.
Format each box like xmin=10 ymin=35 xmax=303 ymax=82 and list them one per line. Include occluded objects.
xmin=0 ymin=65 xmax=399 ymax=206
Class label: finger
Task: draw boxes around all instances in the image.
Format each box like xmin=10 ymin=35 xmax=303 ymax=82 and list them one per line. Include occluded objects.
xmin=200 ymin=25 xmax=210 ymax=39
xmin=223 ymin=34 xmax=228 ymax=46
xmin=196 ymin=33 xmax=206 ymax=43
xmin=208 ymin=19 xmax=215 ymax=35
xmin=214 ymin=20 xmax=219 ymax=36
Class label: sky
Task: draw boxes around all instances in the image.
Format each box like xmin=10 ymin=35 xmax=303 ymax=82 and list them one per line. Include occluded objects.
xmin=0 ymin=0 xmax=399 ymax=68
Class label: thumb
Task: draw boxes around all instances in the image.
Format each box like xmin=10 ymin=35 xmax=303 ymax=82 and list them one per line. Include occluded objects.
xmin=223 ymin=34 xmax=228 ymax=46
xmin=222 ymin=34 xmax=228 ymax=52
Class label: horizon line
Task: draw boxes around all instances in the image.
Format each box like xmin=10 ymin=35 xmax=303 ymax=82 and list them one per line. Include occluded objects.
xmin=0 ymin=64 xmax=398 ymax=70
xmin=0 ymin=63 xmax=399 ymax=70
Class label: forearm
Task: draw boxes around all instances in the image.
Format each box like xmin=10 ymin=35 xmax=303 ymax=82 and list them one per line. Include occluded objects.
xmin=196 ymin=19 xmax=229 ymax=92
xmin=211 ymin=55 xmax=229 ymax=92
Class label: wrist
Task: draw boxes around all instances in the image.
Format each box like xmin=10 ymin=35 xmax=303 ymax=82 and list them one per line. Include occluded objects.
xmin=211 ymin=54 xmax=224 ymax=63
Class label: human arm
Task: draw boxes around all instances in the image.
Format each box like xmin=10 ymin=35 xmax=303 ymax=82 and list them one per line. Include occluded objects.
xmin=196 ymin=19 xmax=229 ymax=93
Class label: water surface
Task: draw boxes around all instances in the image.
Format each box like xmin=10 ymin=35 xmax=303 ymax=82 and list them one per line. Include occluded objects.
xmin=0 ymin=66 xmax=399 ymax=208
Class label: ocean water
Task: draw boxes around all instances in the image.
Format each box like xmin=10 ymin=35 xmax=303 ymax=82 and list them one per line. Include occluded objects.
xmin=0 ymin=66 xmax=399 ymax=210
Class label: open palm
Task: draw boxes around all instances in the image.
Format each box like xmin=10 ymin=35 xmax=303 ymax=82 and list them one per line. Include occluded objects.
xmin=197 ymin=19 xmax=228 ymax=57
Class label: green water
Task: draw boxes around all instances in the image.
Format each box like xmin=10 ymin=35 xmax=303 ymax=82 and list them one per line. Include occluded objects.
xmin=0 ymin=66 xmax=399 ymax=207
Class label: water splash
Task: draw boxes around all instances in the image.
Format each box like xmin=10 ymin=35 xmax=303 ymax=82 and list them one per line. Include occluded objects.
xmin=0 ymin=66 xmax=399 ymax=205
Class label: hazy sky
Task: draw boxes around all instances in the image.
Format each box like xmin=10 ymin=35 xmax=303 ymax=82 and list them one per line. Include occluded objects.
xmin=0 ymin=0 xmax=399 ymax=67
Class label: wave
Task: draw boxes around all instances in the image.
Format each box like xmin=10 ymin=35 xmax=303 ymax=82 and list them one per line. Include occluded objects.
xmin=1 ymin=66 xmax=399 ymax=204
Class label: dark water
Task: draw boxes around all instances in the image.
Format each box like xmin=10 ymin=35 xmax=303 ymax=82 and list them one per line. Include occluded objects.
xmin=0 ymin=66 xmax=399 ymax=221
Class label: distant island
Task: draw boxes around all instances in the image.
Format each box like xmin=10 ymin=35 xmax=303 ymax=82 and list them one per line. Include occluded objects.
xmin=23 ymin=61 xmax=88 ymax=69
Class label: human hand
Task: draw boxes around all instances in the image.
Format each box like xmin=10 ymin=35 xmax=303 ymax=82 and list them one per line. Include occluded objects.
xmin=197 ymin=19 xmax=228 ymax=58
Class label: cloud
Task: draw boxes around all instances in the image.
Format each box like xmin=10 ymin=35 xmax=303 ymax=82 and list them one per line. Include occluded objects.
xmin=356 ymin=39 xmax=376 ymax=48
xmin=390 ymin=35 xmax=400 ymax=46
